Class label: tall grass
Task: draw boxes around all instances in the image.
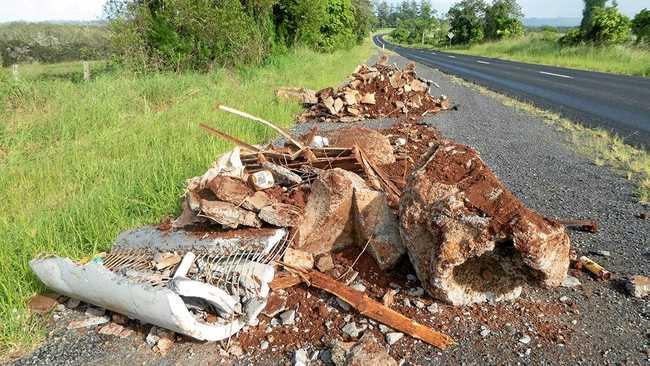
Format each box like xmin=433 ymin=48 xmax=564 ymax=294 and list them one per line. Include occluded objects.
xmin=0 ymin=39 xmax=374 ymax=357
xmin=452 ymin=32 xmax=650 ymax=77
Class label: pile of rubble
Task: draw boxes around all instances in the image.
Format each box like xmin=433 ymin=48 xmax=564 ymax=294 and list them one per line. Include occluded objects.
xmin=294 ymin=58 xmax=451 ymax=123
xmin=30 ymin=58 xmax=631 ymax=364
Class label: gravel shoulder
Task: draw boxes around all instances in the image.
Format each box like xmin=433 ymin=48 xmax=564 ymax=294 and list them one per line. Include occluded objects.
xmin=10 ymin=53 xmax=649 ymax=366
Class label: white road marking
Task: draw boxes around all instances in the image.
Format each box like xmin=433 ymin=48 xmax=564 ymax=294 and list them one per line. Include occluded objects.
xmin=476 ymin=60 xmax=491 ymax=65
xmin=448 ymin=55 xmax=457 ymax=58
xmin=539 ymin=71 xmax=573 ymax=79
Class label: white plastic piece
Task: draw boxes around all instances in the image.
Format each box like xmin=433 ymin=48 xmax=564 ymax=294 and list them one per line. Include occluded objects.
xmin=396 ymin=138 xmax=407 ymax=146
xmin=310 ymin=136 xmax=329 ymax=148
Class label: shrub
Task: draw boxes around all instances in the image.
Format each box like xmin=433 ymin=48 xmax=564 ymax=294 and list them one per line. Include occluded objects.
xmin=559 ymin=28 xmax=585 ymax=46
xmin=632 ymin=9 xmax=650 ymax=44
xmin=585 ymin=6 xmax=631 ymax=45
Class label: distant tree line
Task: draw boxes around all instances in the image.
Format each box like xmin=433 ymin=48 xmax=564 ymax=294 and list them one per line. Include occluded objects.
xmin=104 ymin=0 xmax=374 ymax=72
xmin=0 ymin=22 xmax=111 ymax=66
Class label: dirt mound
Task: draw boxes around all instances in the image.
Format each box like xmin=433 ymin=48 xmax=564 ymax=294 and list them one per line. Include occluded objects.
xmin=298 ymin=61 xmax=450 ymax=123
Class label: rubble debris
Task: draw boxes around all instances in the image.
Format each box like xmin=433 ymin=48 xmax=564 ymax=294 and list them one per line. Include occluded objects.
xmin=293 ymin=348 xmax=309 ymax=366
xmin=322 ymin=127 xmax=396 ymax=165
xmin=259 ymin=203 xmax=302 ymax=227
xmin=67 ymin=315 xmax=110 ymax=329
xmin=98 ymin=322 xmax=131 ymax=338
xmin=276 ymin=86 xmax=318 ymax=105
xmin=283 ymin=248 xmax=314 ymax=270
xmin=295 ymin=168 xmax=369 ymax=254
xmin=285 ymin=267 xmax=454 ymax=349
xmin=200 ymin=199 xmax=262 ymax=229
xmin=625 ymin=275 xmax=649 ymax=298
xmin=315 ymin=253 xmax=335 ymax=272
xmin=561 ymin=276 xmax=581 ymax=288
xmin=579 ymin=256 xmax=611 ymax=280
xmin=262 ymin=161 xmax=303 ymax=186
xmin=27 ymin=293 xmax=58 ymax=314
xmin=400 ymin=140 xmax=571 ymax=306
xmin=385 ymin=332 xmax=404 ymax=345
xmin=382 ymin=289 xmax=397 ymax=307
xmin=338 ymin=333 xmax=398 ymax=366
xmin=352 ymin=187 xmax=405 ymax=270
xmin=299 ymin=61 xmax=450 ymax=123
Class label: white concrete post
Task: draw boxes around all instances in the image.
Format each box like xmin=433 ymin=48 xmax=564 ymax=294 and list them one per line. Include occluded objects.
xmin=83 ymin=61 xmax=90 ymax=82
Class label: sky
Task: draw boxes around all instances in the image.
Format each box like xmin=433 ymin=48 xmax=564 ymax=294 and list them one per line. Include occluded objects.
xmin=0 ymin=0 xmax=647 ymax=22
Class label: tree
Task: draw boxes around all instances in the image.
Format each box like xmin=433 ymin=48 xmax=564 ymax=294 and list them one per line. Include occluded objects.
xmin=447 ymin=0 xmax=487 ymax=44
xmin=376 ymin=1 xmax=391 ymax=28
xmin=632 ymin=8 xmax=650 ymax=44
xmin=581 ymin=0 xmax=607 ymax=33
xmin=584 ymin=5 xmax=631 ymax=44
xmin=484 ymin=0 xmax=524 ymax=40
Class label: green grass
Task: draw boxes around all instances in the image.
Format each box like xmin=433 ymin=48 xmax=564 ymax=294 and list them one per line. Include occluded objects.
xmin=0 ymin=38 xmax=375 ymax=358
xmin=450 ymin=32 xmax=650 ymax=77
xmin=5 ymin=60 xmax=109 ymax=81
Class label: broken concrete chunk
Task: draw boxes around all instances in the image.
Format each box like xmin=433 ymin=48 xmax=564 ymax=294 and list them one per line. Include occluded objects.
xmin=68 ymin=315 xmax=110 ymax=329
xmin=283 ymin=248 xmax=314 ymax=270
xmin=333 ymin=98 xmax=345 ymax=113
xmin=243 ymin=191 xmax=273 ymax=212
xmin=360 ymin=93 xmax=376 ymax=105
xmin=262 ymin=162 xmax=302 ymax=186
xmin=295 ymin=169 xmax=367 ymax=254
xmin=259 ymin=203 xmax=302 ymax=227
xmin=625 ymin=275 xmax=650 ymax=298
xmin=399 ymin=141 xmax=571 ymax=306
xmin=27 ymin=294 xmax=58 ymax=314
xmin=323 ymin=127 xmax=395 ymax=166
xmin=207 ymin=175 xmax=253 ymax=206
xmin=352 ymin=188 xmax=405 ymax=271
xmin=315 ymin=254 xmax=335 ymax=272
xmin=200 ymin=199 xmax=262 ymax=229
xmin=346 ymin=333 xmax=398 ymax=365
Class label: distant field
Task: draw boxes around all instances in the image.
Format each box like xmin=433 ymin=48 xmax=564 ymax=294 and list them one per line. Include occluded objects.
xmin=0 ymin=22 xmax=110 ymax=66
xmin=3 ymin=60 xmax=109 ymax=81
xmin=450 ymin=32 xmax=650 ymax=77
xmin=0 ymin=39 xmax=374 ymax=357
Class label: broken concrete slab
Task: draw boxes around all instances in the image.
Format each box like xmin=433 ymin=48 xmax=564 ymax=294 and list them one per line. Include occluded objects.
xmin=352 ymin=188 xmax=405 ymax=271
xmin=400 ymin=141 xmax=571 ymax=306
xmin=295 ymin=169 xmax=367 ymax=254
xmin=259 ymin=203 xmax=302 ymax=227
xmin=200 ymin=199 xmax=262 ymax=229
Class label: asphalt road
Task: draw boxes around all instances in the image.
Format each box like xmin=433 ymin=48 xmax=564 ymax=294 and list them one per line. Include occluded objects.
xmin=375 ymin=35 xmax=650 ymax=148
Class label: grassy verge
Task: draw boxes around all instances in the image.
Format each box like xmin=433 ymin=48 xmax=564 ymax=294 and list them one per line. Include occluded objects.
xmin=445 ymin=74 xmax=650 ymax=203
xmin=0 ymin=38 xmax=375 ymax=358
xmin=451 ymin=33 xmax=650 ymax=77
xmin=3 ymin=61 xmax=109 ymax=81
